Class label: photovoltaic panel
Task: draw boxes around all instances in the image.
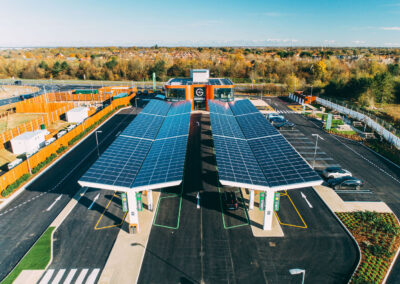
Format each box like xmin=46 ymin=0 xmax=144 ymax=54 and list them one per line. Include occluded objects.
xmin=221 ymin=78 xmax=233 ymax=85
xmin=229 ymin=99 xmax=259 ymax=116
xmin=213 ymin=135 xmax=269 ymax=188
xmin=236 ymin=113 xmax=279 ymax=139
xmin=208 ymin=100 xmax=233 ymax=115
xmin=167 ymin=101 xmax=192 ymax=116
xmin=79 ymin=136 xmax=152 ymax=188
xmin=248 ymin=135 xmax=321 ymax=189
xmin=121 ymin=114 xmax=164 ymax=139
xmin=156 ymin=113 xmax=191 ymax=139
xmin=141 ymin=100 xmax=171 ymax=116
xmin=209 ymin=112 xmax=245 ymax=139
xmin=133 ymin=135 xmax=188 ymax=189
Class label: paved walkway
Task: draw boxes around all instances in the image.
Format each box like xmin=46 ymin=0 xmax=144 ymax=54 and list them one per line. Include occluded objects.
xmin=98 ymin=191 xmax=160 ymax=284
xmin=314 ymin=185 xmax=392 ymax=213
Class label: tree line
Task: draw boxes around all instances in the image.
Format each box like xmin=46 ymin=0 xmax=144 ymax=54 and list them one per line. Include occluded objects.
xmin=0 ymin=46 xmax=399 ymax=105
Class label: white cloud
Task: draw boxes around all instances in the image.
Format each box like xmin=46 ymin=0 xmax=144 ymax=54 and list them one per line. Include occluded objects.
xmin=381 ymin=27 xmax=400 ymax=31
xmin=352 ymin=40 xmax=366 ymax=44
xmin=324 ymin=40 xmax=336 ymax=44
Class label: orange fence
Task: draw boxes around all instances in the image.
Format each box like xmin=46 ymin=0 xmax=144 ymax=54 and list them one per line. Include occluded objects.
xmin=15 ymin=101 xmax=74 ymax=113
xmin=0 ymin=104 xmax=75 ymax=149
xmin=0 ymin=94 xmax=133 ymax=194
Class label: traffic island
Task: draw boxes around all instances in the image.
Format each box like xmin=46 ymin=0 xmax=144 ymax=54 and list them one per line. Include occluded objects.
xmin=241 ymin=188 xmax=284 ymax=237
xmin=98 ymin=191 xmax=160 ymax=284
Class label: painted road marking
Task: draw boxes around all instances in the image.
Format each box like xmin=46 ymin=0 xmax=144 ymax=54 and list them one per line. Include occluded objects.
xmin=39 ymin=269 xmax=54 ymax=284
xmin=115 ymin=131 xmax=121 ymax=136
xmin=331 ymin=135 xmax=400 ymax=185
xmin=276 ymin=191 xmax=307 ymax=229
xmin=85 ymin=268 xmax=100 ymax=284
xmin=153 ymin=183 xmax=184 ymax=230
xmin=64 ymin=269 xmax=77 ymax=284
xmin=301 ymin=192 xmax=313 ymax=208
xmin=0 ymin=108 xmax=136 ymax=217
xmin=75 ymin=268 xmax=88 ymax=284
xmin=218 ymin=188 xmax=250 ymax=229
xmin=335 ymin=190 xmax=372 ymax=194
xmin=95 ymin=192 xmax=127 ymax=230
xmin=196 ymin=192 xmax=200 ymax=209
xmin=51 ymin=268 xmax=66 ymax=284
xmin=46 ymin=195 xmax=62 ymax=212
xmin=88 ymin=193 xmax=100 ymax=210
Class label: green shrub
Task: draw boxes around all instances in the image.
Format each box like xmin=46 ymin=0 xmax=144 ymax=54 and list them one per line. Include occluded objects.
xmin=31 ymin=154 xmax=57 ymax=174
xmin=1 ymin=174 xmax=31 ymax=197
xmin=56 ymin=145 xmax=67 ymax=154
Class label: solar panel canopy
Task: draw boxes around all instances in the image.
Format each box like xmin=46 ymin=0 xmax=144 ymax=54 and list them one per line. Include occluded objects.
xmin=78 ymin=100 xmax=192 ymax=192
xmin=208 ymin=99 xmax=322 ymax=191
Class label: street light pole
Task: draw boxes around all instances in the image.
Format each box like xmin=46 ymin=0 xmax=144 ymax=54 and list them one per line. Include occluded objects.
xmin=311 ymin=134 xmax=324 ymax=169
xmin=95 ymin=130 xmax=102 ymax=157
xmin=289 ymin=268 xmax=305 ymax=284
xmin=26 ymin=153 xmax=32 ymax=174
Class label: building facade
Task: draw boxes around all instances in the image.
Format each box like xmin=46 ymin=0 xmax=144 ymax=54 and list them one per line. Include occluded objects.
xmin=164 ymin=69 xmax=234 ymax=110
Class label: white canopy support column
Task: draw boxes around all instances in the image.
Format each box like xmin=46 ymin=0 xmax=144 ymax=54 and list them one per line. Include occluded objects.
xmin=148 ymin=189 xmax=153 ymax=211
xmin=263 ymin=190 xmax=275 ymax=231
xmin=127 ymin=191 xmax=139 ymax=233
xmin=249 ymin=189 xmax=255 ymax=210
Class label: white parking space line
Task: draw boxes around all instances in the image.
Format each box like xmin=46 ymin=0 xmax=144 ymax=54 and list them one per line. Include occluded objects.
xmin=299 ymin=152 xmax=326 ymax=155
xmin=64 ymin=269 xmax=77 ymax=284
xmin=51 ymin=269 xmax=66 ymax=284
xmin=85 ymin=268 xmax=100 ymax=284
xmin=39 ymin=269 xmax=54 ymax=284
xmin=75 ymin=269 xmax=89 ymax=284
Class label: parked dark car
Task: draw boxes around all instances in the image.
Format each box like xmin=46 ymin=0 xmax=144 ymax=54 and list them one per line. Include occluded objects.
xmin=222 ymin=191 xmax=239 ymax=210
xmin=270 ymin=117 xmax=286 ymax=125
xmin=327 ymin=176 xmax=364 ymax=190
xmin=275 ymin=120 xmax=295 ymax=129
xmin=14 ymin=80 xmax=22 ymax=85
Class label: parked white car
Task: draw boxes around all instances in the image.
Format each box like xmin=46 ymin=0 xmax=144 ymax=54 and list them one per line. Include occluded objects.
xmin=322 ymin=167 xmax=352 ymax=179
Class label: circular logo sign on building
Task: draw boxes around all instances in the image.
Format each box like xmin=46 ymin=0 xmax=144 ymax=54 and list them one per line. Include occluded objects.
xmin=195 ymin=88 xmax=204 ymax=97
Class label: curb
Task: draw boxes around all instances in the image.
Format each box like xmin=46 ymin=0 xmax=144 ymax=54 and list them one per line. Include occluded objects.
xmin=360 ymin=142 xmax=400 ymax=170
xmin=311 ymin=186 xmax=362 ymax=284
xmin=0 ymin=106 xmax=130 ymax=211
xmin=383 ymin=212 xmax=400 ymax=284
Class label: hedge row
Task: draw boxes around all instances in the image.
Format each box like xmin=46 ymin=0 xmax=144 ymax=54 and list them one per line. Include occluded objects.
xmin=31 ymin=154 xmax=57 ymax=174
xmin=1 ymin=174 xmax=31 ymax=197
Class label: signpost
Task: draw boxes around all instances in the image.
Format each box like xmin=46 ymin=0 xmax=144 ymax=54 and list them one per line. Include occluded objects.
xmin=259 ymin=192 xmax=265 ymax=211
xmin=121 ymin=192 xmax=128 ymax=213
xmin=326 ymin=113 xmax=333 ymax=130
xmin=274 ymin=192 xmax=280 ymax=211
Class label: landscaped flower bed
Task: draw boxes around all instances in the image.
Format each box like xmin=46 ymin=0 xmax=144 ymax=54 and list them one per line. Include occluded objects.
xmin=337 ymin=211 xmax=400 ymax=284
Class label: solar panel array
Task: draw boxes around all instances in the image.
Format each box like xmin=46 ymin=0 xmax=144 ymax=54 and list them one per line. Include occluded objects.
xmin=79 ymin=100 xmax=192 ymax=191
xmin=208 ymin=99 xmax=322 ymax=190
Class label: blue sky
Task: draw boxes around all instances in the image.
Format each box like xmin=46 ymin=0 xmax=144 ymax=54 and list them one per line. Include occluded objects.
xmin=0 ymin=0 xmax=400 ymax=47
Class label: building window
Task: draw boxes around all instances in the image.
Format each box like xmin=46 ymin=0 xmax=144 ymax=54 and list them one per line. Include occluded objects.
xmin=214 ymin=88 xmax=234 ymax=102
xmin=166 ymin=88 xmax=186 ymax=101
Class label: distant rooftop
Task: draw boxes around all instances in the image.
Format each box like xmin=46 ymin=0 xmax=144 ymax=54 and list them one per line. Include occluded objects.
xmin=166 ymin=78 xmax=234 ymax=86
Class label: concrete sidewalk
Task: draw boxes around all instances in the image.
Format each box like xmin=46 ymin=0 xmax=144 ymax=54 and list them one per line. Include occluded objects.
xmin=98 ymin=191 xmax=160 ymax=284
xmin=241 ymin=188 xmax=284 ymax=237
xmin=314 ymin=185 xmax=392 ymax=213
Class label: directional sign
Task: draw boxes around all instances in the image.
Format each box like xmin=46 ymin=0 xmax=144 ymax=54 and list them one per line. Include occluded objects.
xmin=274 ymin=192 xmax=280 ymax=211
xmin=121 ymin=192 xmax=128 ymax=213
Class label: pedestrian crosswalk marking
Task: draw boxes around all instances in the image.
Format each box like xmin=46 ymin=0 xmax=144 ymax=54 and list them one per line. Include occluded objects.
xmin=75 ymin=269 xmax=89 ymax=284
xmin=37 ymin=268 xmax=101 ymax=284
xmin=64 ymin=269 xmax=77 ymax=284
xmin=39 ymin=269 xmax=54 ymax=284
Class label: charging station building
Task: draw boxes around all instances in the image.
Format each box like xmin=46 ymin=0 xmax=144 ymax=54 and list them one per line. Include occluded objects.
xmin=165 ymin=69 xmax=234 ymax=111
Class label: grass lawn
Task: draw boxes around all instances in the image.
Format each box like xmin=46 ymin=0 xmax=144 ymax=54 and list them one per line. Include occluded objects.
xmin=1 ymin=227 xmax=55 ymax=284
xmin=329 ymin=128 xmax=357 ymax=135
xmin=0 ymin=113 xmax=44 ymax=133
